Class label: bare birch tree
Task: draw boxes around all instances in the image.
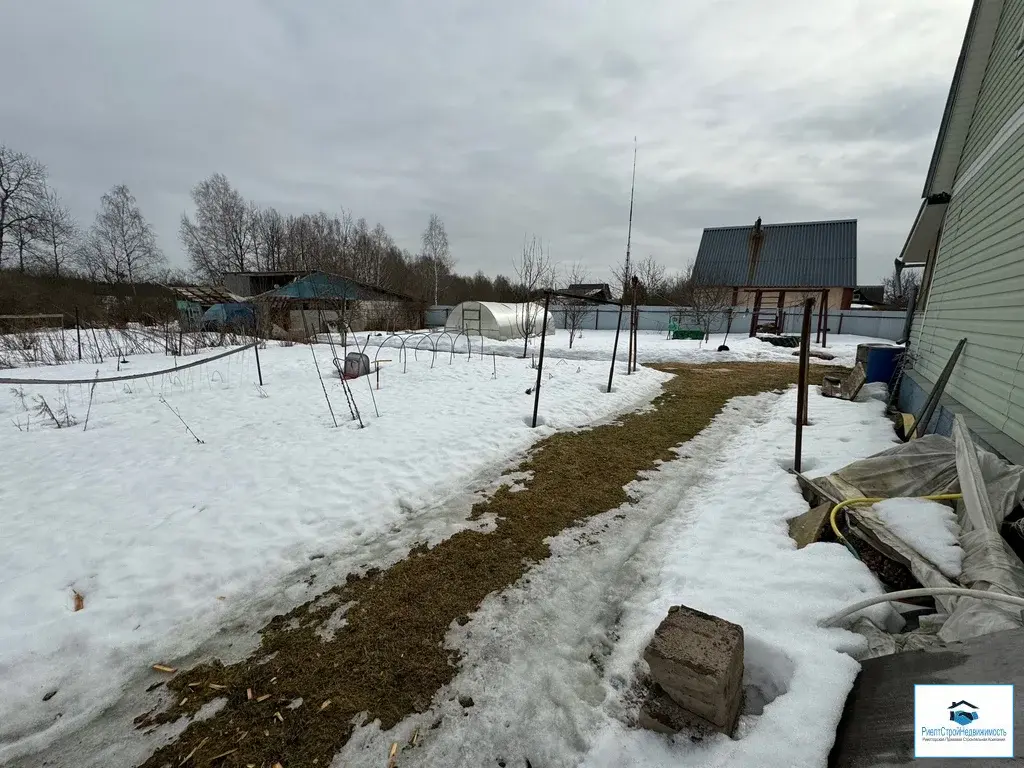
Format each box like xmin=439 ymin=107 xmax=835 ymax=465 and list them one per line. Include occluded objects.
xmin=560 ymin=261 xmax=593 ymax=349
xmin=513 ymin=234 xmax=555 ymax=357
xmin=421 ymin=214 xmax=453 ymax=305
xmin=180 ymin=173 xmax=257 ymax=280
xmin=253 ymin=206 xmax=286 ymax=271
xmin=81 ymin=184 xmax=165 ymax=289
xmin=35 ymin=187 xmax=79 ymax=277
xmin=0 ymin=146 xmax=47 ymax=269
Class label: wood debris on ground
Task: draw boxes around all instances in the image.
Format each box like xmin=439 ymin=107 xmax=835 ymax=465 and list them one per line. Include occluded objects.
xmin=151 ymin=664 xmax=176 ymax=674
xmin=320 ymin=699 xmax=331 ymax=710
xmin=208 ymin=683 xmax=227 ymax=690
xmin=247 ymin=688 xmax=254 ymax=700
xmin=257 ymin=693 xmax=272 ymax=702
xmin=72 ymin=590 xmax=85 ymax=612
xmin=178 ymin=736 xmax=208 ymax=765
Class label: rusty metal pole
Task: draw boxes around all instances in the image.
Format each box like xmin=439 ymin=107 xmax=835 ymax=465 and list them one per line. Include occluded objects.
xmin=607 ymin=300 xmax=626 ymax=393
xmin=626 ymin=276 xmax=634 ymax=372
xmin=821 ymin=289 xmax=830 ymax=348
xmin=531 ymin=291 xmax=552 ymax=428
xmin=794 ymin=298 xmax=814 ymax=472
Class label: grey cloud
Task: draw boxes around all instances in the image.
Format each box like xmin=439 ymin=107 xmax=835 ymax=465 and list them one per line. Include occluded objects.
xmin=1 ymin=0 xmax=970 ymax=286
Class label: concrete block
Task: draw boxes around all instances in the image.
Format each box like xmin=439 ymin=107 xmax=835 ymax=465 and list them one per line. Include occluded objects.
xmin=642 ymin=605 xmax=744 ymax=734
xmin=638 ymin=684 xmax=716 ymax=736
xmin=788 ymin=502 xmax=833 ymax=549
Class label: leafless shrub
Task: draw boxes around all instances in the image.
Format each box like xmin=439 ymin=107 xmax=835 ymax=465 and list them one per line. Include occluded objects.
xmin=559 ymin=262 xmax=594 ymax=349
xmin=9 ymin=386 xmax=28 ymax=410
xmin=34 ymin=394 xmax=75 ymax=428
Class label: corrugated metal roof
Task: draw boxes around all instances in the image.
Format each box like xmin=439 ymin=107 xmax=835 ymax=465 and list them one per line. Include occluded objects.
xmin=167 ymin=285 xmax=242 ymax=305
xmin=252 ymin=271 xmax=415 ymax=303
xmin=693 ymin=219 xmax=857 ymax=288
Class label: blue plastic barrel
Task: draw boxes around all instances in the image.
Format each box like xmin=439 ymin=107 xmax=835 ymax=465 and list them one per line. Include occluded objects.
xmin=857 ymin=343 xmax=903 ymax=384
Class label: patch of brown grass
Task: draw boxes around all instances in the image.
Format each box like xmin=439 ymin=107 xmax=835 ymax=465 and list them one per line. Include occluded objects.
xmin=137 ymin=362 xmax=832 ymax=767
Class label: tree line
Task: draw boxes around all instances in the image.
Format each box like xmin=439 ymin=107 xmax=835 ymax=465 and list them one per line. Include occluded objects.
xmin=1 ymin=142 xmax=699 ymax=307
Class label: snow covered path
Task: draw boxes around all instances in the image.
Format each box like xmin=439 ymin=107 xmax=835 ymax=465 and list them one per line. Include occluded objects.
xmin=336 ymin=385 xmax=900 ymax=768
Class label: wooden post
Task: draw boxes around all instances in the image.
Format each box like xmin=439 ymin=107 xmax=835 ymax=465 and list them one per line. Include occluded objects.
xmin=749 ymin=290 xmax=762 ymax=336
xmin=794 ymin=298 xmax=814 ymax=472
xmin=75 ymin=307 xmax=82 ymax=361
xmin=776 ymin=290 xmax=786 ymax=332
xmin=607 ymin=301 xmax=626 ymax=393
xmin=531 ymin=292 xmax=552 ymax=428
xmin=837 ymin=313 xmax=844 ymax=335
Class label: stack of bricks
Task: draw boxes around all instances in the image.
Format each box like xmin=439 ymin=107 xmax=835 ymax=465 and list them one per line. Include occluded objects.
xmin=638 ymin=604 xmax=745 ymax=736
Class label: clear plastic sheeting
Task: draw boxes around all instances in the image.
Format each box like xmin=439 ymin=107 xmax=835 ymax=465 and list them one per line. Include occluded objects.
xmin=942 ymin=416 xmax=1024 ymax=642
xmin=813 ymin=434 xmax=959 ymax=502
xmin=821 ymin=415 xmax=1024 ymax=648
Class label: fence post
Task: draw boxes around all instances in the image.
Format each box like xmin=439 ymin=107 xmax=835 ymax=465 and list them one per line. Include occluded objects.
xmin=75 ymin=306 xmax=82 ymax=361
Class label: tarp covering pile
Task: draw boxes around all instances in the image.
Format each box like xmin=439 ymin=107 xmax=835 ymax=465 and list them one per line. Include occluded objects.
xmin=815 ymin=415 xmax=1024 ymax=653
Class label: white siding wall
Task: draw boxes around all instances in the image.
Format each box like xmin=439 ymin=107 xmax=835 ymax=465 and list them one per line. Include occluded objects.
xmin=912 ymin=0 xmax=1024 ymax=446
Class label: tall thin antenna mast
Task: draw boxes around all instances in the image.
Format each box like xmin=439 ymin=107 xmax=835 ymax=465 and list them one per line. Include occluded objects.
xmin=624 ymin=137 xmax=637 ymax=289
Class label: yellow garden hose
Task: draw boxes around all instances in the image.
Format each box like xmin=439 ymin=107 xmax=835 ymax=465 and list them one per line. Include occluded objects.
xmin=829 ymin=494 xmax=965 ymax=556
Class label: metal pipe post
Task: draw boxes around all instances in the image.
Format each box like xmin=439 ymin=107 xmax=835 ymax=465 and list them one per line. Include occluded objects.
xmin=794 ymin=298 xmax=814 ymax=472
xmin=75 ymin=306 xmax=82 ymax=361
xmin=607 ymin=300 xmax=625 ymax=393
xmin=531 ymin=291 xmax=552 ymax=428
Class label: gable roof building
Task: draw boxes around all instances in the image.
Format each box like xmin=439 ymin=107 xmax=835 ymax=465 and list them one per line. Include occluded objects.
xmin=693 ymin=217 xmax=858 ymax=334
xmin=563 ymin=283 xmax=614 ymax=302
xmin=694 ymin=218 xmax=857 ymax=293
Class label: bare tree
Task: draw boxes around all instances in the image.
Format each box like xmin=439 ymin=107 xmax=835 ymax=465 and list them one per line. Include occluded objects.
xmin=180 ymin=173 xmax=257 ymax=281
xmin=883 ymin=266 xmax=922 ymax=308
xmin=253 ymin=206 xmax=286 ymax=271
xmin=634 ymin=255 xmax=667 ymax=303
xmin=11 ymin=214 xmax=41 ymax=272
xmin=513 ymin=234 xmax=555 ymax=357
xmin=35 ymin=187 xmax=79 ymax=277
xmin=560 ymin=261 xmax=593 ymax=349
xmin=369 ymin=222 xmax=393 ymax=288
xmin=0 ymin=146 xmax=47 ymax=269
xmin=421 ymin=214 xmax=453 ymax=305
xmin=81 ymin=184 xmax=165 ymax=289
xmin=679 ymin=260 xmax=732 ymax=344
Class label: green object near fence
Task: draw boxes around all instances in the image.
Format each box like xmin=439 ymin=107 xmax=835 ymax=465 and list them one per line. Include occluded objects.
xmin=668 ymin=317 xmax=705 ymax=340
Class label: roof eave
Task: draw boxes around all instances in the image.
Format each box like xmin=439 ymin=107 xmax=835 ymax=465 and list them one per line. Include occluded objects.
xmin=922 ymin=0 xmax=1002 ymax=196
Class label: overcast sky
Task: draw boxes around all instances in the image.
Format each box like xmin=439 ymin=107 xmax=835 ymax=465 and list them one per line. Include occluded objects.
xmin=4 ymin=0 xmax=970 ymax=284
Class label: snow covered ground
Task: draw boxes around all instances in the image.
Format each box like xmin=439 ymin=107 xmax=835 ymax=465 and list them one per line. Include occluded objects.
xmin=0 ymin=343 xmax=670 ymax=763
xmin=335 ymin=384 xmax=901 ymax=768
xmin=357 ymin=329 xmax=893 ymax=368
xmin=875 ymin=498 xmax=964 ymax=578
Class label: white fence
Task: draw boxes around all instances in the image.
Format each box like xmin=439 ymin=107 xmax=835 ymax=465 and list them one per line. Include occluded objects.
xmin=425 ymin=305 xmax=909 ymax=342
